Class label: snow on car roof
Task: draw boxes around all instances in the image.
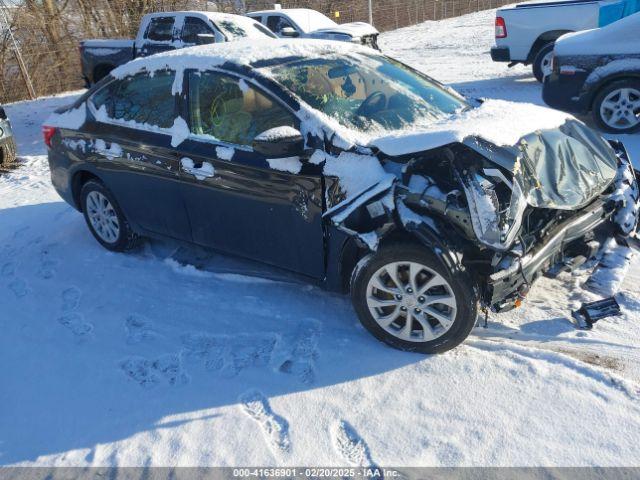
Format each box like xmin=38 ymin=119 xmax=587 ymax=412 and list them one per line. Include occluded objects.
xmin=555 ymin=12 xmax=640 ymax=56
xmin=110 ymin=38 xmax=369 ymax=80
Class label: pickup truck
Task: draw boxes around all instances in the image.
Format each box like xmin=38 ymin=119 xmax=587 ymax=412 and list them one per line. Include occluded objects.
xmin=491 ymin=0 xmax=640 ymax=82
xmin=246 ymin=8 xmax=379 ymax=49
xmin=80 ymin=11 xmax=276 ymax=85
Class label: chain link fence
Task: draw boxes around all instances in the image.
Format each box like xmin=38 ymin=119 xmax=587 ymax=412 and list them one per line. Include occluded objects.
xmin=0 ymin=0 xmax=510 ymax=104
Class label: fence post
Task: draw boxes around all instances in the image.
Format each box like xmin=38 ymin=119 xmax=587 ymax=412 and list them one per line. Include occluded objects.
xmin=0 ymin=5 xmax=36 ymax=100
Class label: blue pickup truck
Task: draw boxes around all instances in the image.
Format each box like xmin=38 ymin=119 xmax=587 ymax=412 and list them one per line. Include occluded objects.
xmin=80 ymin=11 xmax=276 ymax=85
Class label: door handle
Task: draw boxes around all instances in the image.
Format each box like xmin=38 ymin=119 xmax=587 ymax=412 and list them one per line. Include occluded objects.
xmin=184 ymin=166 xmax=215 ymax=179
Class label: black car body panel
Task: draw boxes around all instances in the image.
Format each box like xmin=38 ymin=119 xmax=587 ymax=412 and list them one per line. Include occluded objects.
xmin=544 ymin=52 xmax=640 ymax=114
xmin=47 ymin=41 xmax=640 ymax=314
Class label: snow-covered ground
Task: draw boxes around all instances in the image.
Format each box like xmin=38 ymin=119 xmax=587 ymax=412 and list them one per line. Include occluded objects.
xmin=2 ymin=9 xmax=640 ymax=467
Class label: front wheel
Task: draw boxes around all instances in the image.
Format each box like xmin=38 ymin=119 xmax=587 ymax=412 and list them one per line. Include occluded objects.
xmin=350 ymin=243 xmax=478 ymax=354
xmin=592 ymin=79 xmax=640 ymax=134
xmin=80 ymin=180 xmax=139 ymax=252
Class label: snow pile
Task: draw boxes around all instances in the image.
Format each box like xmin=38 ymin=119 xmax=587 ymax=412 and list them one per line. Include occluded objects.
xmin=216 ymin=146 xmax=235 ymax=161
xmin=254 ymin=126 xmax=301 ymax=142
xmin=169 ymin=117 xmax=190 ymax=148
xmin=267 ymin=157 xmax=303 ymax=174
xmin=45 ymin=106 xmax=86 ymax=130
xmin=585 ymin=238 xmax=635 ymax=296
xmin=369 ymin=100 xmax=572 ymax=156
xmin=180 ymin=158 xmax=215 ymax=181
xmin=94 ymin=140 xmax=123 ymax=160
xmin=610 ymin=160 xmax=640 ymax=235
xmin=323 ymin=152 xmax=395 ymax=199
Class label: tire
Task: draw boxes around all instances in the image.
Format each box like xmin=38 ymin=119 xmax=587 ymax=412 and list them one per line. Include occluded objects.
xmin=80 ymin=180 xmax=139 ymax=252
xmin=532 ymin=43 xmax=554 ymax=83
xmin=350 ymin=243 xmax=478 ymax=354
xmin=592 ymin=79 xmax=640 ymax=134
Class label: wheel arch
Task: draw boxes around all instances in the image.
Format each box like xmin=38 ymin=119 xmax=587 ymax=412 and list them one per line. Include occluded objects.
xmin=527 ymin=30 xmax=572 ymax=62
xmin=71 ymin=169 xmax=103 ymax=211
xmin=588 ymin=73 xmax=640 ymax=112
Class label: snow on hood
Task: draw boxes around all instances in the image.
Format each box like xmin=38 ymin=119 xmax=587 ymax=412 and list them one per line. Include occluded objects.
xmin=555 ymin=12 xmax=640 ymax=56
xmin=369 ymin=99 xmax=572 ymax=156
xmin=313 ymin=22 xmax=379 ymax=37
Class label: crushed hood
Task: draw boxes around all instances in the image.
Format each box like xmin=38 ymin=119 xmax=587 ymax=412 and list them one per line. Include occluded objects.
xmin=312 ymin=22 xmax=379 ymax=37
xmin=510 ymin=120 xmax=618 ymax=210
xmin=366 ymin=100 xmax=617 ymax=210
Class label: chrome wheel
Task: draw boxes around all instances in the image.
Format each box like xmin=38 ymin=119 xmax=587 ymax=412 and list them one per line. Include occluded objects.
xmin=366 ymin=261 xmax=458 ymax=343
xmin=86 ymin=191 xmax=120 ymax=243
xmin=540 ymin=50 xmax=553 ymax=78
xmin=599 ymin=87 xmax=640 ymax=130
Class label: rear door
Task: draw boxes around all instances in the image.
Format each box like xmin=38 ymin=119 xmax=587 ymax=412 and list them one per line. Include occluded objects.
xmin=176 ymin=69 xmax=326 ymax=278
xmin=84 ymin=70 xmax=191 ymax=240
xmin=138 ymin=16 xmax=178 ymax=57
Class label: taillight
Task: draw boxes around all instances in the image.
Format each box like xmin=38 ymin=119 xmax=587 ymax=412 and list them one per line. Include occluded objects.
xmin=42 ymin=126 xmax=57 ymax=148
xmin=495 ymin=17 xmax=507 ymax=38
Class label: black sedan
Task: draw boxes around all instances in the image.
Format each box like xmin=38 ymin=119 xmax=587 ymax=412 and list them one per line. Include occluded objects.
xmin=44 ymin=40 xmax=639 ymax=353
xmin=543 ymin=14 xmax=640 ymax=133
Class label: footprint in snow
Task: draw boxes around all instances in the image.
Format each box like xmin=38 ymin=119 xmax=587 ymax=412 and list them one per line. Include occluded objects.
xmin=61 ymin=286 xmax=82 ymax=312
xmin=271 ymin=319 xmax=321 ymax=385
xmin=120 ymin=353 xmax=189 ymax=388
xmin=331 ymin=420 xmax=376 ymax=468
xmin=38 ymin=246 xmax=58 ymax=279
xmin=8 ymin=278 xmax=28 ymax=298
xmin=58 ymin=312 xmax=94 ymax=338
xmin=239 ymin=389 xmax=291 ymax=456
xmin=1 ymin=262 xmax=15 ymax=277
xmin=125 ymin=314 xmax=157 ymax=344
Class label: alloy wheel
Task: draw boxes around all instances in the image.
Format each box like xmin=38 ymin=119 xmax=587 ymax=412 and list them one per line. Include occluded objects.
xmin=366 ymin=261 xmax=458 ymax=343
xmin=599 ymin=87 xmax=640 ymax=130
xmin=86 ymin=191 xmax=120 ymax=243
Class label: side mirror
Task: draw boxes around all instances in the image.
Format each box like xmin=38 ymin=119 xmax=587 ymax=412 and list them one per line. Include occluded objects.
xmin=252 ymin=126 xmax=304 ymax=158
xmin=196 ymin=33 xmax=216 ymax=45
xmin=280 ymin=27 xmax=300 ymax=38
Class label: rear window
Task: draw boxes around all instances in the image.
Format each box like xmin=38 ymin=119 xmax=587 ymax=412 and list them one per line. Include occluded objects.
xmin=90 ymin=70 xmax=176 ymax=129
xmin=146 ymin=17 xmax=174 ymax=42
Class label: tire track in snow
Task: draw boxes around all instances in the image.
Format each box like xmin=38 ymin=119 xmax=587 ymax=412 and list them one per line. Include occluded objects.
xmin=239 ymin=390 xmax=291 ymax=456
xmin=331 ymin=420 xmax=377 ymax=467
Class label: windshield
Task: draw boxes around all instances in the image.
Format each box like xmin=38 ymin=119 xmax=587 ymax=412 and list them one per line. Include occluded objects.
xmin=214 ymin=16 xmax=277 ymax=40
xmin=288 ymin=10 xmax=338 ymax=32
xmin=265 ymin=53 xmax=468 ymax=133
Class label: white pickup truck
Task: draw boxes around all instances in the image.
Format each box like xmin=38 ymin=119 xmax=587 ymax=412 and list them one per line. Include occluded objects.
xmin=491 ymin=0 xmax=640 ymax=81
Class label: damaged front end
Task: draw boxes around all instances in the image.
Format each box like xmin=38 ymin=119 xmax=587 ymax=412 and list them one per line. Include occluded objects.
xmin=325 ymin=119 xmax=639 ymax=312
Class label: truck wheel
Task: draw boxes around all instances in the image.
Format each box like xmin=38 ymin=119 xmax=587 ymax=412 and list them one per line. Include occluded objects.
xmin=592 ymin=79 xmax=640 ymax=134
xmin=350 ymin=243 xmax=478 ymax=354
xmin=80 ymin=180 xmax=139 ymax=252
xmin=0 ymin=137 xmax=16 ymax=166
xmin=532 ymin=43 xmax=554 ymax=83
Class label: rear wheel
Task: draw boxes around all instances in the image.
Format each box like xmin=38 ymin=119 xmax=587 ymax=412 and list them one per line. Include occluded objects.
xmin=350 ymin=243 xmax=478 ymax=354
xmin=532 ymin=43 xmax=554 ymax=83
xmin=0 ymin=137 xmax=16 ymax=166
xmin=80 ymin=180 xmax=139 ymax=252
xmin=592 ymin=79 xmax=640 ymax=133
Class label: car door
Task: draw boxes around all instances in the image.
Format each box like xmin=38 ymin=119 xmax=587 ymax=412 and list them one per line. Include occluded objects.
xmin=138 ymin=16 xmax=177 ymax=57
xmin=176 ymin=69 xmax=326 ymax=278
xmin=84 ymin=69 xmax=191 ymax=241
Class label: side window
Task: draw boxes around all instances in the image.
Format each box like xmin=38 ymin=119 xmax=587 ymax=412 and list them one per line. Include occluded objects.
xmin=91 ymin=70 xmax=176 ymax=129
xmin=182 ymin=17 xmax=213 ymax=44
xmin=267 ymin=16 xmax=294 ymax=35
xmin=188 ymin=71 xmax=296 ymax=146
xmin=146 ymin=17 xmax=175 ymax=42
